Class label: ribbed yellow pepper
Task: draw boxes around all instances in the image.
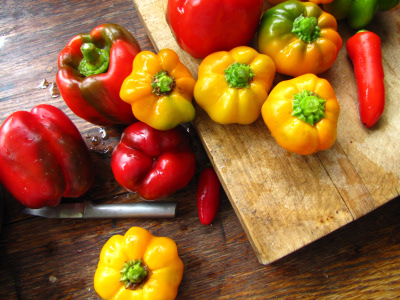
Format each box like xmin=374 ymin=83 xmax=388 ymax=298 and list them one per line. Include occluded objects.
xmin=194 ymin=46 xmax=276 ymax=125
xmin=94 ymin=226 xmax=184 ymax=300
xmin=261 ymin=73 xmax=340 ymax=155
xmin=120 ymin=49 xmax=196 ymax=130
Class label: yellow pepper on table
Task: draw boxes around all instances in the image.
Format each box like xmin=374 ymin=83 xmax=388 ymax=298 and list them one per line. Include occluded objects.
xmin=261 ymin=74 xmax=340 ymax=155
xmin=120 ymin=49 xmax=196 ymax=130
xmin=194 ymin=46 xmax=276 ymax=125
xmin=94 ymin=226 xmax=184 ymax=300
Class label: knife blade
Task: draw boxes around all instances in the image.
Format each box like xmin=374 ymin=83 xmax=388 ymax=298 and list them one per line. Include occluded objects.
xmin=22 ymin=201 xmax=177 ymax=219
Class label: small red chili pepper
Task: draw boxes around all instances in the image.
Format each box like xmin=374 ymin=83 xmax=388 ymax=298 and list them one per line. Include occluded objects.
xmin=346 ymin=30 xmax=385 ymax=128
xmin=197 ymin=167 xmax=221 ymax=225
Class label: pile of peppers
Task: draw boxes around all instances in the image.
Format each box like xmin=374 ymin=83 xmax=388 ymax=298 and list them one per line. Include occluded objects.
xmin=1 ymin=0 xmax=397 ymax=296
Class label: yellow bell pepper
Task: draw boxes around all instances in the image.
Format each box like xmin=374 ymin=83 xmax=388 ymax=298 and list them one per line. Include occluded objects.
xmin=261 ymin=73 xmax=340 ymax=155
xmin=194 ymin=46 xmax=276 ymax=125
xmin=94 ymin=226 xmax=184 ymax=300
xmin=120 ymin=49 xmax=196 ymax=130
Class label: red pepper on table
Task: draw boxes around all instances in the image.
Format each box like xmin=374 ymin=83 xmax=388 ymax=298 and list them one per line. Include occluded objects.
xmin=56 ymin=24 xmax=141 ymax=126
xmin=166 ymin=0 xmax=264 ymax=59
xmin=0 ymin=105 xmax=94 ymax=209
xmin=346 ymin=30 xmax=385 ymax=128
xmin=197 ymin=167 xmax=221 ymax=225
xmin=111 ymin=122 xmax=196 ymax=200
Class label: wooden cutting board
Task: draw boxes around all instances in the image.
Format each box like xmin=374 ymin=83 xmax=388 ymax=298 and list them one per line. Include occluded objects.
xmin=133 ymin=0 xmax=400 ymax=264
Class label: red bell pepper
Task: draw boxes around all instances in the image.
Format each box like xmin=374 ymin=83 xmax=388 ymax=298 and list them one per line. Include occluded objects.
xmin=0 ymin=104 xmax=94 ymax=209
xmin=56 ymin=24 xmax=141 ymax=126
xmin=111 ymin=122 xmax=196 ymax=200
xmin=346 ymin=30 xmax=385 ymax=128
xmin=197 ymin=167 xmax=221 ymax=225
xmin=166 ymin=0 xmax=264 ymax=59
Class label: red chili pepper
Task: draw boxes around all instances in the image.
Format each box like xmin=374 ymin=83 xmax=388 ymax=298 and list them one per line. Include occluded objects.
xmin=197 ymin=167 xmax=221 ymax=225
xmin=346 ymin=30 xmax=385 ymax=128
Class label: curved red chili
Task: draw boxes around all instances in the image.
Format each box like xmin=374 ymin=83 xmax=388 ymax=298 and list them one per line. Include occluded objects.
xmin=346 ymin=30 xmax=385 ymax=128
xmin=197 ymin=167 xmax=221 ymax=225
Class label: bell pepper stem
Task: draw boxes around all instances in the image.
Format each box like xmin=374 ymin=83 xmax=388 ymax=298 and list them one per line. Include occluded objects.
xmin=292 ymin=15 xmax=321 ymax=43
xmin=78 ymin=42 xmax=109 ymax=77
xmin=151 ymin=71 xmax=176 ymax=95
xmin=292 ymin=89 xmax=326 ymax=126
xmin=120 ymin=259 xmax=148 ymax=289
xmin=224 ymin=62 xmax=254 ymax=88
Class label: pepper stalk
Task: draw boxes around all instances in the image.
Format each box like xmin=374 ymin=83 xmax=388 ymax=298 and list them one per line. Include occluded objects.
xmin=292 ymin=14 xmax=322 ymax=43
xmin=292 ymin=89 xmax=326 ymax=126
xmin=120 ymin=259 xmax=148 ymax=289
xmin=78 ymin=43 xmax=110 ymax=77
xmin=151 ymin=70 xmax=176 ymax=96
xmin=224 ymin=62 xmax=255 ymax=88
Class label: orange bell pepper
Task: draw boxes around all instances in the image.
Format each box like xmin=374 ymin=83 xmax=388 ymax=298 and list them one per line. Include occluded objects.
xmin=261 ymin=73 xmax=340 ymax=155
xmin=258 ymin=0 xmax=342 ymax=77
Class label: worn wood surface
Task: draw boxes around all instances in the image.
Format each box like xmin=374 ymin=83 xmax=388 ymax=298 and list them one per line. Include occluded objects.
xmin=1 ymin=0 xmax=400 ymax=299
xmin=134 ymin=0 xmax=400 ymax=264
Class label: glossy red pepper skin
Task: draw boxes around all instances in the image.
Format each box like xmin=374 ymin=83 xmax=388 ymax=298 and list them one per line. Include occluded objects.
xmin=56 ymin=24 xmax=141 ymax=126
xmin=0 ymin=105 xmax=94 ymax=209
xmin=346 ymin=30 xmax=385 ymax=128
xmin=197 ymin=167 xmax=221 ymax=225
xmin=166 ymin=0 xmax=264 ymax=59
xmin=111 ymin=122 xmax=196 ymax=200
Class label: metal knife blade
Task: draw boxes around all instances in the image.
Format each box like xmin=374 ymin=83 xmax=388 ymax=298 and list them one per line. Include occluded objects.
xmin=22 ymin=201 xmax=177 ymax=219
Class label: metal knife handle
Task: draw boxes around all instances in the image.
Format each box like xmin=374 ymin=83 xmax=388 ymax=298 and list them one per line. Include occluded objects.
xmin=83 ymin=201 xmax=177 ymax=219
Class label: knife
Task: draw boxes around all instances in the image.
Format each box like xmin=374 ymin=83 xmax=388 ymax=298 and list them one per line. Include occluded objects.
xmin=22 ymin=201 xmax=177 ymax=219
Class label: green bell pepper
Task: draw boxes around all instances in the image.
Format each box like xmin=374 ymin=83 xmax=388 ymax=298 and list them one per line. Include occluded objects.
xmin=323 ymin=0 xmax=399 ymax=29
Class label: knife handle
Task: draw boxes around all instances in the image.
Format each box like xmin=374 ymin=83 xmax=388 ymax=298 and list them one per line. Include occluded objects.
xmin=83 ymin=201 xmax=177 ymax=219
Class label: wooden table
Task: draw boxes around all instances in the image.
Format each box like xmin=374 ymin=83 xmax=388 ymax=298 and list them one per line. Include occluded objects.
xmin=1 ymin=1 xmax=400 ymax=299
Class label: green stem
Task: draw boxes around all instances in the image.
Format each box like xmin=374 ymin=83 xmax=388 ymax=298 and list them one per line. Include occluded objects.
xmin=224 ymin=62 xmax=254 ymax=88
xmin=120 ymin=259 xmax=148 ymax=289
xmin=78 ymin=43 xmax=109 ymax=77
xmin=292 ymin=14 xmax=321 ymax=43
xmin=151 ymin=71 xmax=176 ymax=96
xmin=292 ymin=89 xmax=326 ymax=126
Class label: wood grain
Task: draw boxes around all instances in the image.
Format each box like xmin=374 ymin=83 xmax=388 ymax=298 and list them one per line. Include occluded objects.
xmin=1 ymin=1 xmax=400 ymax=299
xmin=133 ymin=0 xmax=400 ymax=264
